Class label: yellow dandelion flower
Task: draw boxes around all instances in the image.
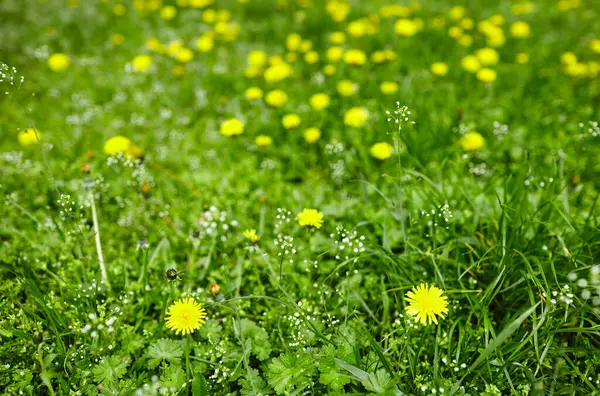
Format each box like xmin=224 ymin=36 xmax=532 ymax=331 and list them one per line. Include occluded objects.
xmin=370 ymin=142 xmax=393 ymax=160
xmin=329 ymin=31 xmax=346 ymax=44
xmin=175 ymin=48 xmax=194 ymax=63
xmin=243 ymin=229 xmax=260 ymax=243
xmin=461 ymin=55 xmax=481 ymax=73
xmin=304 ymin=128 xmax=321 ymax=143
xmin=431 ymin=62 xmax=449 ymax=76
xmin=304 ymin=51 xmax=319 ymax=64
xmin=248 ymin=50 xmax=267 ymax=67
xmin=510 ymin=21 xmax=530 ymax=38
xmin=476 ymin=68 xmax=497 ymax=83
xmin=264 ymin=62 xmax=293 ymax=83
xmin=104 ymin=136 xmax=132 ymax=155
xmin=337 ymin=80 xmax=357 ymax=96
xmin=380 ymin=81 xmax=398 ymax=95
xmin=591 ymin=39 xmax=600 ymax=54
xmin=476 ymin=48 xmax=499 ymax=66
xmin=165 ymin=298 xmax=207 ymax=335
xmin=220 ymin=118 xmax=244 ymax=136
xmin=255 ymin=135 xmax=272 ymax=148
xmin=460 ymin=131 xmax=485 ymax=151
xmin=196 ymin=34 xmax=214 ymax=52
xmin=48 ymin=53 xmax=70 ymax=72
xmin=282 ymin=114 xmax=301 ymax=129
xmin=132 ymin=54 xmax=152 ymax=72
xmin=560 ymin=52 xmax=577 ymax=66
xmin=405 ymin=283 xmax=448 ymax=325
xmin=394 ymin=18 xmax=418 ymax=36
xmin=160 ymin=5 xmax=177 ymax=20
xmin=344 ymin=107 xmax=369 ymax=128
xmin=299 ymin=40 xmax=312 ymax=53
xmin=286 ymin=33 xmax=302 ymax=52
xmin=309 ymin=93 xmax=330 ymax=110
xmin=202 ymin=9 xmax=217 ymax=23
xmin=323 ymin=64 xmax=336 ymax=76
xmin=325 ymin=46 xmax=343 ymax=63
xmin=343 ymin=49 xmax=367 ymax=65
xmin=265 ymin=89 xmax=288 ymax=107
xmin=245 ymin=87 xmax=264 ymax=100
xmin=18 ymin=128 xmax=41 ymax=146
xmin=297 ymin=208 xmax=324 ymax=229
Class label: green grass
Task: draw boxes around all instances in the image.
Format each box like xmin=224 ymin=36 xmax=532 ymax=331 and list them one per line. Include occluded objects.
xmin=1 ymin=0 xmax=600 ymax=394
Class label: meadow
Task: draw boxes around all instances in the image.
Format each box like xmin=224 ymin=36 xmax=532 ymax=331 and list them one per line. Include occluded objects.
xmin=1 ymin=0 xmax=600 ymax=394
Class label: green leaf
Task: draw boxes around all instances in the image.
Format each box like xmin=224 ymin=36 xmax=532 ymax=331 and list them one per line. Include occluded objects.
xmin=147 ymin=338 xmax=183 ymax=369
xmin=268 ymin=351 xmax=314 ymax=394
xmin=362 ymin=369 xmax=394 ymax=394
xmin=318 ymin=345 xmax=351 ymax=391
xmin=466 ymin=302 xmax=541 ymax=375
xmin=239 ymin=367 xmax=271 ymax=395
xmin=192 ymin=372 xmax=208 ymax=396
xmin=92 ymin=355 xmax=130 ymax=385
xmin=160 ymin=364 xmax=186 ymax=391
xmin=235 ymin=319 xmax=271 ymax=361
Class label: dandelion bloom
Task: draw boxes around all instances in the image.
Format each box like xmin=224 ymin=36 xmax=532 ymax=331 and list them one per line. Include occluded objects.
xmin=286 ymin=33 xmax=302 ymax=51
xmin=220 ymin=118 xmax=244 ymax=136
xmin=265 ymin=89 xmax=288 ymax=107
xmin=343 ymin=49 xmax=367 ymax=65
xmin=297 ymin=208 xmax=324 ymax=229
xmin=394 ymin=19 xmax=418 ymax=36
xmin=476 ymin=68 xmax=497 ymax=83
xmin=104 ymin=136 xmax=131 ymax=155
xmin=475 ymin=48 xmax=499 ymax=66
xmin=309 ymin=93 xmax=330 ymax=110
xmin=560 ymin=52 xmax=577 ymax=66
xmin=329 ymin=31 xmax=346 ymax=44
xmin=175 ymin=48 xmax=194 ymax=63
xmin=264 ymin=62 xmax=293 ymax=83
xmin=591 ymin=39 xmax=600 ymax=54
xmin=160 ymin=5 xmax=177 ymax=20
xmin=196 ymin=34 xmax=214 ymax=52
xmin=255 ymin=135 xmax=272 ymax=148
xmin=380 ymin=81 xmax=398 ymax=95
xmin=370 ymin=142 xmax=393 ymax=160
xmin=104 ymin=136 xmax=143 ymax=158
xmin=18 ymin=128 xmax=41 ymax=146
xmin=323 ymin=64 xmax=336 ymax=76
xmin=48 ymin=53 xmax=70 ymax=72
xmin=337 ymin=80 xmax=357 ymax=96
xmin=165 ymin=298 xmax=207 ymax=335
xmin=247 ymin=50 xmax=267 ymax=67
xmin=460 ymin=131 xmax=485 ymax=151
xmin=304 ymin=128 xmax=321 ymax=144
xmin=431 ymin=62 xmax=449 ymax=76
xmin=344 ymin=107 xmax=369 ymax=128
xmin=405 ymin=283 xmax=448 ymax=325
xmin=327 ymin=46 xmax=344 ymax=62
xmin=510 ymin=21 xmax=530 ymax=38
xmin=243 ymin=229 xmax=260 ymax=243
xmin=304 ymin=51 xmax=319 ymax=64
xmin=245 ymin=87 xmax=264 ymax=100
xmin=282 ymin=114 xmax=301 ymax=129
xmin=461 ymin=55 xmax=481 ymax=73
xmin=132 ymin=54 xmax=152 ymax=72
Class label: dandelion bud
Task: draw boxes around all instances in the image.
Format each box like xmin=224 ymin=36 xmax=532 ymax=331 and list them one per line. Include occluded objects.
xmin=209 ymin=281 xmax=221 ymax=296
